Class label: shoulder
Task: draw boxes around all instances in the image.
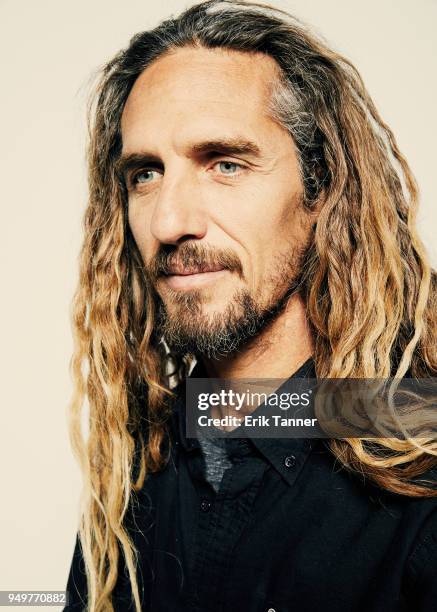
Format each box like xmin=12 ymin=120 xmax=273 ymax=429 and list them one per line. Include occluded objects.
xmin=64 ymin=534 xmax=87 ymax=611
xmin=403 ymin=503 xmax=437 ymax=607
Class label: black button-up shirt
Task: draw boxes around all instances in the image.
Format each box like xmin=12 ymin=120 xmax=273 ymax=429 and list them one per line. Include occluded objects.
xmin=65 ymin=358 xmax=437 ymax=611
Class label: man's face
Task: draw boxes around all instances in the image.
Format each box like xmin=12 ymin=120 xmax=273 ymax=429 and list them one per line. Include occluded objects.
xmin=120 ymin=47 xmax=315 ymax=358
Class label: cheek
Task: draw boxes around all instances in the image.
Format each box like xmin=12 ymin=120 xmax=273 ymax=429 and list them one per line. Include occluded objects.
xmin=268 ymin=188 xmax=309 ymax=246
xmin=230 ymin=184 xmax=302 ymax=245
xmin=128 ymin=204 xmax=152 ymax=260
xmin=241 ymin=193 xmax=308 ymax=279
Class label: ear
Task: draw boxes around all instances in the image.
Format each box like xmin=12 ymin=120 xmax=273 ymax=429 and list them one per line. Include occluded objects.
xmin=307 ymin=188 xmax=326 ymax=228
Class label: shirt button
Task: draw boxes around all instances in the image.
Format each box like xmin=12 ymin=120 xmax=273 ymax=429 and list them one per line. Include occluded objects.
xmin=200 ymin=499 xmax=212 ymax=512
xmin=267 ymin=608 xmax=276 ymax=612
xmin=284 ymin=455 xmax=296 ymax=468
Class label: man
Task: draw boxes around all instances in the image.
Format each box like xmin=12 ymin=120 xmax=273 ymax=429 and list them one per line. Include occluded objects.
xmin=65 ymin=1 xmax=437 ymax=610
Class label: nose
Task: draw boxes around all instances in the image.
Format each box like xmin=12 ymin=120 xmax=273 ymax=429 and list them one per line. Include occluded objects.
xmin=150 ymin=165 xmax=207 ymax=245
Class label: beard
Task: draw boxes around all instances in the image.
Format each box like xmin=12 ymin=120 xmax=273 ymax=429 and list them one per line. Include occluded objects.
xmin=150 ymin=242 xmax=309 ymax=361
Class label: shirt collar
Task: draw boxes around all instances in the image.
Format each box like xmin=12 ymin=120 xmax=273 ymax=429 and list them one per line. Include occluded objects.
xmin=169 ymin=356 xmax=318 ymax=487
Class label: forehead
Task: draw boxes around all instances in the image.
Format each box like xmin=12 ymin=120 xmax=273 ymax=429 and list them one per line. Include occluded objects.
xmin=120 ymin=46 xmax=283 ymax=154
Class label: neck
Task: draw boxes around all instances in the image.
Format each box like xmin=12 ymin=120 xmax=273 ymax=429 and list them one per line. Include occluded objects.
xmin=200 ymin=292 xmax=314 ymax=380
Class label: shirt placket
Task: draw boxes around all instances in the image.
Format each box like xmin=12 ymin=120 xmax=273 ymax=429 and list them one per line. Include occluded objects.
xmin=183 ymin=444 xmax=268 ymax=612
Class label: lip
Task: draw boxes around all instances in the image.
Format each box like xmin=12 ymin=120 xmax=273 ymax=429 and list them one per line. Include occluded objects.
xmin=162 ymin=268 xmax=228 ymax=290
xmin=166 ymin=264 xmax=225 ymax=275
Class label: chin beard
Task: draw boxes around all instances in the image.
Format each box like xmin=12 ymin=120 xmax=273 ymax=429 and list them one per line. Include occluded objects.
xmin=154 ymin=271 xmax=303 ymax=361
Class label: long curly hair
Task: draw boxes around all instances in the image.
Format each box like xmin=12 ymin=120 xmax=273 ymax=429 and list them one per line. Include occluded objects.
xmin=68 ymin=1 xmax=437 ymax=610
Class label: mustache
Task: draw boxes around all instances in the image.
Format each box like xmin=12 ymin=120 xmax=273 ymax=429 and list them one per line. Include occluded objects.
xmin=146 ymin=242 xmax=243 ymax=282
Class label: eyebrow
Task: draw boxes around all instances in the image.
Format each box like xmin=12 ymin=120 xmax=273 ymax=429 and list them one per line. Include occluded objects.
xmin=116 ymin=137 xmax=262 ymax=179
xmin=190 ymin=137 xmax=261 ymax=157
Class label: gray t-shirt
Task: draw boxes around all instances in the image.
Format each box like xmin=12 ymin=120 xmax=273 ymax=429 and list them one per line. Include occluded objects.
xmin=197 ymin=429 xmax=233 ymax=493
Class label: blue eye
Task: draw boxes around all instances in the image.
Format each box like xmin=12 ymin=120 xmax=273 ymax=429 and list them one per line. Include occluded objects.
xmin=217 ymin=161 xmax=240 ymax=175
xmin=134 ymin=169 xmax=160 ymax=184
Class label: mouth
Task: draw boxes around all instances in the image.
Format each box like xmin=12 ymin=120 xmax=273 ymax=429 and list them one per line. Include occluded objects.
xmin=161 ymin=267 xmax=228 ymax=290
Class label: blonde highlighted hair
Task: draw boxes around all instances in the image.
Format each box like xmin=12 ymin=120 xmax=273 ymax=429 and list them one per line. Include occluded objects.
xmin=68 ymin=1 xmax=436 ymax=610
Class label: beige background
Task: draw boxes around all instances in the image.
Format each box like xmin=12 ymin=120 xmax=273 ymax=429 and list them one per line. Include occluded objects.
xmin=1 ymin=0 xmax=436 ymax=607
